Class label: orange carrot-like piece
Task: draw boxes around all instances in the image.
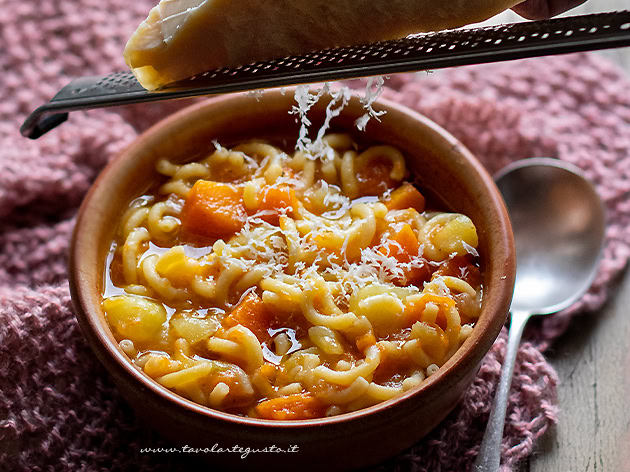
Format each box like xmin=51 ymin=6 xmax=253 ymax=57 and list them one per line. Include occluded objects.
xmin=180 ymin=180 xmax=246 ymax=238
xmin=356 ymin=332 xmax=376 ymax=353
xmin=255 ymin=393 xmax=326 ymax=420
xmin=372 ymin=345 xmax=410 ymax=385
xmin=433 ymin=255 xmax=482 ymax=288
xmin=223 ymin=292 xmax=274 ymax=342
xmin=356 ymin=156 xmax=397 ymax=196
xmin=381 ymin=224 xmax=419 ymax=263
xmin=379 ymin=224 xmax=430 ymax=285
xmin=256 ymin=185 xmax=298 ymax=225
xmin=384 ymin=183 xmax=426 ymax=212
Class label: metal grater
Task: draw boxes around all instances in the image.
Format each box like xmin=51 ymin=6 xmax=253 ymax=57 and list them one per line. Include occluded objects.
xmin=21 ymin=11 xmax=630 ymax=139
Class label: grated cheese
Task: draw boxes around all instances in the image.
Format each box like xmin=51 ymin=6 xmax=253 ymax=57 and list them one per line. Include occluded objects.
xmin=290 ymin=78 xmax=388 ymax=159
xmin=355 ymin=77 xmax=387 ymax=131
xmin=169 ymin=80 xmax=479 ymax=312
xmin=462 ymin=241 xmax=479 ymax=257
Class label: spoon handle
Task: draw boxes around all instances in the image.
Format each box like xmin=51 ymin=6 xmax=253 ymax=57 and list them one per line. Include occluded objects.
xmin=473 ymin=310 xmax=532 ymax=472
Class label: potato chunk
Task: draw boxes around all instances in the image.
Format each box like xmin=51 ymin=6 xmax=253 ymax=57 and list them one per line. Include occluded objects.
xmin=155 ymin=246 xmax=201 ymax=286
xmin=431 ymin=215 xmax=478 ymax=255
xmin=424 ymin=214 xmax=479 ymax=261
xmin=170 ymin=316 xmax=219 ymax=344
xmin=103 ymin=295 xmax=167 ymax=344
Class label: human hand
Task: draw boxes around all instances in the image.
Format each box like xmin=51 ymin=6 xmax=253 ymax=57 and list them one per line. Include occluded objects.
xmin=512 ymin=0 xmax=588 ymax=19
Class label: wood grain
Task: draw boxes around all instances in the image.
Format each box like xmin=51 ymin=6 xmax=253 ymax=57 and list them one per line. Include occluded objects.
xmin=525 ymin=268 xmax=630 ymax=472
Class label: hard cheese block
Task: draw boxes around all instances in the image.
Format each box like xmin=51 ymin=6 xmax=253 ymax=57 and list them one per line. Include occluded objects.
xmin=124 ymin=0 xmax=521 ymax=90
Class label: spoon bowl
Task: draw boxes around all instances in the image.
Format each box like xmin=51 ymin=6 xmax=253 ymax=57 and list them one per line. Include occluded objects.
xmin=497 ymin=158 xmax=606 ymax=314
xmin=474 ymin=158 xmax=606 ymax=471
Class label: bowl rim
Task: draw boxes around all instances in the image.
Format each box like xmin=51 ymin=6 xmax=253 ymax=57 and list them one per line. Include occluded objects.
xmin=69 ymin=89 xmax=515 ymax=429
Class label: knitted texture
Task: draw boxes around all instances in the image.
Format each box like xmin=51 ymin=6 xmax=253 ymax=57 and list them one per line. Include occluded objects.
xmin=1 ymin=1 xmax=630 ymax=471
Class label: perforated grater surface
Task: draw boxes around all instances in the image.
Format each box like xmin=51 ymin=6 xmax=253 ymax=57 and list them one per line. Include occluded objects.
xmin=21 ymin=11 xmax=630 ymax=139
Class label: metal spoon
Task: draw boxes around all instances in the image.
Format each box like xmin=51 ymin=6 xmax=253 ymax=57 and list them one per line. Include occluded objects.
xmin=473 ymin=158 xmax=606 ymax=471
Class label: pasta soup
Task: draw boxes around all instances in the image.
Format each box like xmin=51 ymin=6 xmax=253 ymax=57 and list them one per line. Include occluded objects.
xmin=102 ymin=134 xmax=482 ymax=419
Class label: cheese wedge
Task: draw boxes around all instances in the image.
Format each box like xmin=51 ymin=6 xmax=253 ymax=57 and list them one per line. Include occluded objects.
xmin=124 ymin=0 xmax=522 ymax=90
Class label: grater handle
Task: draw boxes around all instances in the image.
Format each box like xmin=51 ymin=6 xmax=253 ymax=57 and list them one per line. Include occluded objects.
xmin=21 ymin=10 xmax=630 ymax=139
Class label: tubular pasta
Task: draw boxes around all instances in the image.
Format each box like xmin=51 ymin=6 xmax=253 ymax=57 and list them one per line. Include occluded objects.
xmin=320 ymin=156 xmax=338 ymax=183
xmin=191 ymin=275 xmax=217 ymax=299
xmin=260 ymin=277 xmax=302 ymax=299
xmin=313 ymin=345 xmax=380 ymax=386
xmin=208 ymin=382 xmax=230 ymax=406
xmin=316 ymin=377 xmax=370 ymax=405
xmin=322 ymin=133 xmax=354 ymax=151
xmin=159 ymin=180 xmax=191 ymax=198
xmin=155 ymin=158 xmax=180 ymax=177
xmin=278 ymin=382 xmax=303 ymax=396
xmin=355 ymin=145 xmax=406 ymax=181
xmin=173 ymin=162 xmax=210 ymax=180
xmin=120 ymin=206 xmax=150 ymax=239
xmin=344 ymin=203 xmax=376 ymax=258
xmin=207 ymin=337 xmax=242 ymax=359
xmin=243 ymin=179 xmax=261 ymax=211
xmin=141 ymin=255 xmax=188 ymax=300
xmin=340 ymin=150 xmax=358 ymax=198
xmin=301 ymin=160 xmax=316 ymax=188
xmin=208 ymin=326 xmax=263 ymax=372
xmin=214 ymin=261 xmax=245 ymax=306
xmin=301 ymin=278 xmax=357 ymax=330
xmin=234 ymin=142 xmax=279 ymax=160
xmin=235 ymin=266 xmax=268 ymax=293
xmin=279 ymin=216 xmax=304 ymax=272
xmin=156 ymin=362 xmax=214 ymax=389
xmin=263 ymin=155 xmax=284 ymax=184
xmin=122 ymin=227 xmax=150 ymax=285
xmin=366 ymin=382 xmax=402 ymax=401
xmin=147 ymin=201 xmax=180 ymax=240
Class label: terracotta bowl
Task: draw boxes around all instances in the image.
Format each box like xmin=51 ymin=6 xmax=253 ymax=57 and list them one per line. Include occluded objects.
xmin=69 ymin=90 xmax=515 ymax=471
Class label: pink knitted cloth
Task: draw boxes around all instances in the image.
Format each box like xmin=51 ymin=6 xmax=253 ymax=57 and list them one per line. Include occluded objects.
xmin=2 ymin=2 xmax=630 ymax=471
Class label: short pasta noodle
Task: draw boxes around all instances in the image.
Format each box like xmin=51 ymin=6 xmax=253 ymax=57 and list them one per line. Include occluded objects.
xmin=102 ymin=134 xmax=483 ymax=419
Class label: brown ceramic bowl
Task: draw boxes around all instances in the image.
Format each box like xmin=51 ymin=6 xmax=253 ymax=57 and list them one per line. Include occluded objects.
xmin=69 ymin=90 xmax=515 ymax=471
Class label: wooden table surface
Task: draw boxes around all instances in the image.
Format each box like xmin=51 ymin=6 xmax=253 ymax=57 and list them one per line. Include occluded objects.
xmin=479 ymin=2 xmax=630 ymax=471
xmin=522 ymin=272 xmax=630 ymax=471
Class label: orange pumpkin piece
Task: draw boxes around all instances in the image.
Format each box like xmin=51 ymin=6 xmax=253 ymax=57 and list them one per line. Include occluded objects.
xmin=433 ymin=255 xmax=482 ymax=288
xmin=223 ymin=292 xmax=275 ymax=342
xmin=356 ymin=332 xmax=376 ymax=353
xmin=384 ymin=183 xmax=426 ymax=212
xmin=379 ymin=224 xmax=430 ymax=285
xmin=258 ymin=362 xmax=278 ymax=381
xmin=356 ymin=156 xmax=398 ymax=196
xmin=257 ymin=185 xmax=298 ymax=225
xmin=180 ymin=180 xmax=246 ymax=238
xmin=372 ymin=347 xmax=409 ymax=385
xmin=255 ymin=393 xmax=326 ymax=420
xmin=381 ymin=224 xmax=419 ymax=263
